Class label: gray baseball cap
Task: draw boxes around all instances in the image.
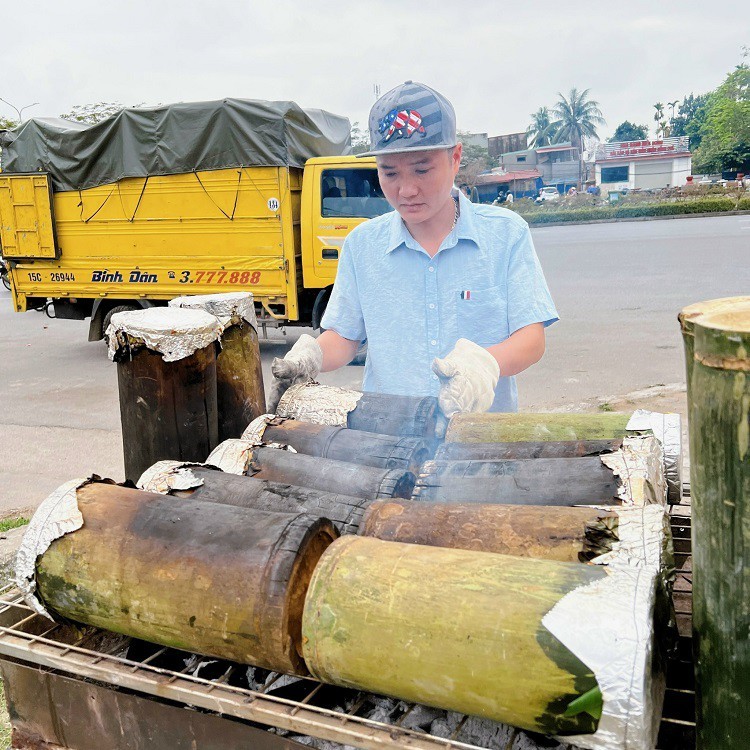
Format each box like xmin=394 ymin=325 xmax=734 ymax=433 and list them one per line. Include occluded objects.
xmin=358 ymin=80 xmax=457 ymax=158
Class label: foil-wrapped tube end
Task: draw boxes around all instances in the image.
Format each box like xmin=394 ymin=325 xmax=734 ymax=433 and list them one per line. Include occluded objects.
xmin=106 ymin=307 xmax=222 ymax=363
xmin=626 ymin=410 xmax=683 ymax=504
xmin=15 ymin=477 xmax=95 ymax=620
xmin=241 ymin=413 xmax=277 ymax=445
xmin=546 ymin=565 xmax=665 ymax=750
xmin=136 ymin=460 xmax=206 ymax=494
xmin=276 ymin=382 xmax=363 ymax=426
xmin=205 ymin=439 xmax=255 ymax=475
xmin=600 ymin=435 xmax=667 ymax=506
xmin=168 ymin=291 xmax=258 ymax=331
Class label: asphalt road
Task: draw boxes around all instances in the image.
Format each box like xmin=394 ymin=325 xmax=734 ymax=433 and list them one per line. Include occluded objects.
xmin=1 ymin=213 xmax=748 ymax=514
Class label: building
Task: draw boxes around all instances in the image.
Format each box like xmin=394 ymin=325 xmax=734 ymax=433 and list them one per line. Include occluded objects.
xmin=472 ymin=169 xmax=543 ymax=203
xmin=460 ymin=132 xmax=489 ymax=150
xmin=500 ymin=143 xmax=581 ymax=193
xmin=488 ymin=132 xmax=527 ymax=160
xmin=594 ymin=137 xmax=691 ymax=195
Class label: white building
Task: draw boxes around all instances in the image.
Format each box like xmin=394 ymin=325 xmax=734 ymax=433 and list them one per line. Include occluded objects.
xmin=594 ymin=137 xmax=692 ymax=195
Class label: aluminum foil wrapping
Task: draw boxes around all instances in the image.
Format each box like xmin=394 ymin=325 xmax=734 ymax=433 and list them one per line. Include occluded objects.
xmin=600 ymin=435 xmax=667 ymax=507
xmin=205 ymin=439 xmax=255 ymax=475
xmin=136 ymin=460 xmax=205 ymax=493
xmin=626 ymin=410 xmax=683 ymax=504
xmin=591 ymin=505 xmax=673 ymax=578
xmin=545 ymin=565 xmax=664 ymax=750
xmin=241 ymin=413 xmax=276 ymax=445
xmin=106 ymin=307 xmax=222 ymax=363
xmin=168 ymin=291 xmax=258 ymax=330
xmin=15 ymin=477 xmax=89 ymax=620
xmin=276 ymin=382 xmax=363 ymax=427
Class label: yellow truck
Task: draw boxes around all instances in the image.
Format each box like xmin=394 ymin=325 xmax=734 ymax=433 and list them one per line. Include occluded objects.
xmin=0 ymin=99 xmax=391 ymax=339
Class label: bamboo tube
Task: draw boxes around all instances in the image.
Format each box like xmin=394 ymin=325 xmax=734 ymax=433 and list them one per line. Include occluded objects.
xmin=276 ymin=383 xmax=439 ymax=439
xmin=243 ymin=416 xmax=433 ymax=473
xmin=445 ymin=412 xmax=632 ymax=443
xmin=434 ymin=439 xmax=622 ymax=462
xmin=359 ymin=501 xmax=672 ymax=568
xmin=682 ymin=301 xmax=750 ymax=749
xmin=170 ymin=292 xmax=265 ymax=441
xmin=138 ymin=461 xmax=374 ymax=535
xmin=25 ymin=480 xmax=336 ymax=675
xmin=445 ymin=411 xmax=683 ymax=504
xmin=247 ymin=446 xmax=415 ymax=500
xmin=302 ymin=536 xmax=664 ymax=747
xmin=107 ymin=307 xmax=221 ymax=483
xmin=677 ymin=296 xmax=750 ymax=391
xmin=413 ymin=457 xmax=620 ymax=505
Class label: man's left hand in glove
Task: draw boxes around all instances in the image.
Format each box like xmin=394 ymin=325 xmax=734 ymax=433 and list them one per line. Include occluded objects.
xmin=431 ymin=338 xmax=500 ymax=418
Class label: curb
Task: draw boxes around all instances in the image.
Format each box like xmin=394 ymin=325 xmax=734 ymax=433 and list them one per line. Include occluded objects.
xmin=522 ymin=209 xmax=750 ymax=229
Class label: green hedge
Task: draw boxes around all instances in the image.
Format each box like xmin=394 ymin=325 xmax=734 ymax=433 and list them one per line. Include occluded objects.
xmin=514 ymin=196 xmax=746 ymax=225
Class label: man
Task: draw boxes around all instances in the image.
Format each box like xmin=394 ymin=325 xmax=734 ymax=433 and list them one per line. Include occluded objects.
xmin=269 ymin=81 xmax=558 ymax=417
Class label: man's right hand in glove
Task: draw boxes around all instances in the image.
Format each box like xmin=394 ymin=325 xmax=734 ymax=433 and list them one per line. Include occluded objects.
xmin=267 ymin=334 xmax=323 ymax=412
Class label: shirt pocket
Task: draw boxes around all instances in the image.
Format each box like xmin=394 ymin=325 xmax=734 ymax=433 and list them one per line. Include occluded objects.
xmin=456 ymin=284 xmax=508 ymax=347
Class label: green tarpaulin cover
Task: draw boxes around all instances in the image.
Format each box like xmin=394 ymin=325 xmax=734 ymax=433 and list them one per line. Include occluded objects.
xmin=0 ymin=98 xmax=351 ymax=192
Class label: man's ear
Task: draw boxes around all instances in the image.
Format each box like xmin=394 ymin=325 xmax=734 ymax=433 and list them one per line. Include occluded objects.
xmin=451 ymin=143 xmax=463 ymax=174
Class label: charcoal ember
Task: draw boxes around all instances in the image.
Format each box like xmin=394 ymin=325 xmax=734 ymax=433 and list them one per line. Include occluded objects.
xmin=289 ymin=737 xmax=357 ymax=750
xmin=360 ymin=696 xmax=400 ymax=724
xmin=395 ymin=700 xmax=444 ymax=730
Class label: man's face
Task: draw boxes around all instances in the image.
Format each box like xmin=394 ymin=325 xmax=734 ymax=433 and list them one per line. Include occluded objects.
xmin=376 ymin=144 xmax=462 ymax=226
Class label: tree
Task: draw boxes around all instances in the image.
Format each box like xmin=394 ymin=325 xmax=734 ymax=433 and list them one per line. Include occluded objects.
xmin=693 ymin=64 xmax=750 ymax=173
xmin=456 ymin=130 xmax=492 ymax=187
xmin=350 ymin=121 xmax=370 ymax=155
xmin=653 ymin=102 xmax=669 ymax=138
xmin=670 ymin=93 xmax=709 ymax=145
xmin=59 ymin=102 xmax=129 ymax=124
xmin=527 ymin=107 xmax=557 ymax=147
xmin=550 ymin=88 xmax=605 ymax=150
xmin=0 ymin=116 xmax=18 ymax=130
xmin=608 ymin=121 xmax=649 ymax=143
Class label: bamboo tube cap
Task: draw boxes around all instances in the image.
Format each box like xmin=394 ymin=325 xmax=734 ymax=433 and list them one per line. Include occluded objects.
xmin=693 ymin=303 xmax=750 ymax=370
xmin=678 ymin=296 xmax=750 ymax=337
xmin=169 ymin=291 xmax=257 ymax=330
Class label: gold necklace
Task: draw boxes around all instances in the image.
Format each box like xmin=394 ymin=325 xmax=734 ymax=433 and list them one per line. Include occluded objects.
xmin=452 ymin=197 xmax=460 ymax=229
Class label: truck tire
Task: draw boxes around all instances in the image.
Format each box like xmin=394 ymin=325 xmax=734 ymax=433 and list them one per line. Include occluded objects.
xmin=102 ymin=304 xmax=139 ymax=344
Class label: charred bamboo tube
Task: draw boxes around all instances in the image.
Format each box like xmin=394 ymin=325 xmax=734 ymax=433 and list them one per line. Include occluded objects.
xmin=247 ymin=446 xmax=415 ymax=500
xmin=170 ymin=292 xmax=265 ymax=440
xmin=413 ymin=457 xmax=621 ymax=505
xmin=276 ymin=383 xmax=439 ymax=439
xmin=445 ymin=411 xmax=683 ymax=504
xmin=243 ymin=416 xmax=433 ymax=473
xmin=26 ymin=480 xmax=336 ymax=675
xmin=207 ymin=439 xmax=415 ymax=500
xmin=138 ymin=461 xmax=373 ymax=535
xmin=302 ymin=536 xmax=663 ymax=747
xmin=682 ymin=301 xmax=750 ymax=749
xmin=434 ymin=439 xmax=622 ymax=461
xmin=107 ymin=307 xmax=221 ymax=483
xmin=359 ymin=501 xmax=672 ymax=568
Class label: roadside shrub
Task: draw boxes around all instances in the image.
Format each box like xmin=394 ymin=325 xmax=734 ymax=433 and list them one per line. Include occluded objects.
xmin=514 ymin=196 xmax=740 ymax=224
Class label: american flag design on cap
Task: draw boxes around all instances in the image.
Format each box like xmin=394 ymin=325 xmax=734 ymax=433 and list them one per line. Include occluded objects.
xmin=360 ymin=80 xmax=457 ymax=158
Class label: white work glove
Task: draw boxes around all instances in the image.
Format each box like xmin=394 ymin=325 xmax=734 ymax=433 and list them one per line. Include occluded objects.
xmin=267 ymin=334 xmax=323 ymax=412
xmin=432 ymin=338 xmax=500 ymax=418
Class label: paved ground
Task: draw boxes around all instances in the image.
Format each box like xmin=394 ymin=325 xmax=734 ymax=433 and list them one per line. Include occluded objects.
xmin=0 ymin=213 xmax=747 ymax=517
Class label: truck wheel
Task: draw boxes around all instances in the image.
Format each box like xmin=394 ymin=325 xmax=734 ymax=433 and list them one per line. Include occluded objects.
xmin=102 ymin=304 xmax=139 ymax=343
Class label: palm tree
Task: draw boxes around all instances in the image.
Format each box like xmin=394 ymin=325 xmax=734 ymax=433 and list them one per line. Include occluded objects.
xmin=527 ymin=107 xmax=557 ymax=148
xmin=550 ymin=88 xmax=605 ymax=150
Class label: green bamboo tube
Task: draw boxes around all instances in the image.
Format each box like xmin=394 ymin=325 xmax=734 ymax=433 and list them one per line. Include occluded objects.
xmin=303 ymin=536 xmax=662 ymax=741
xmin=30 ymin=481 xmax=336 ymax=675
xmin=678 ymin=296 xmax=750 ymax=391
xmin=684 ymin=302 xmax=750 ymax=749
xmin=444 ymin=412 xmax=632 ymax=443
xmin=359 ymin=500 xmax=669 ymax=564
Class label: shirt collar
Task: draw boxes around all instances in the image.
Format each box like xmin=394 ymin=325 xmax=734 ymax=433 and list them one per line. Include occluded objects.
xmin=385 ymin=187 xmax=481 ymax=255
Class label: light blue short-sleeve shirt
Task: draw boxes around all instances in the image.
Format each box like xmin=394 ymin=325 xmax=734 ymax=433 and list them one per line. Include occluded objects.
xmin=321 ymin=191 xmax=558 ymax=412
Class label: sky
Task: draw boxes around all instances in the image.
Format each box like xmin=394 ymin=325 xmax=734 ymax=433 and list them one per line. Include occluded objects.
xmin=1 ymin=1 xmax=747 ymax=141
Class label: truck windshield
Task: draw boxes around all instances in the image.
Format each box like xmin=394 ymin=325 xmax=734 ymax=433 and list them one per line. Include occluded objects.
xmin=321 ymin=169 xmax=393 ymax=219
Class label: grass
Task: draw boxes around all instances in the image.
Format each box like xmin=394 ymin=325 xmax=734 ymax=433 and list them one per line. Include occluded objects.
xmin=0 ymin=518 xmax=28 ymax=534
xmin=598 ymin=402 xmax=614 ymax=412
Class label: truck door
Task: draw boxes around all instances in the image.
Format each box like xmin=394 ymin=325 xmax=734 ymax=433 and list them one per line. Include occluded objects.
xmin=0 ymin=174 xmax=58 ymax=260
xmin=301 ymin=161 xmax=392 ymax=290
